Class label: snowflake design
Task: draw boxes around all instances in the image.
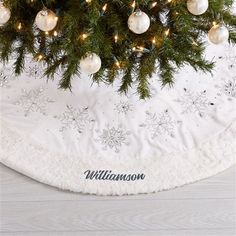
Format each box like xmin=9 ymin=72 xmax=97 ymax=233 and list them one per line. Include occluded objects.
xmin=15 ymin=87 xmax=54 ymax=116
xmin=176 ymin=88 xmax=214 ymax=117
xmin=216 ymin=77 xmax=236 ymax=100
xmin=221 ymin=77 xmax=236 ymax=98
xmin=140 ymin=110 xmax=176 ymax=138
xmin=218 ymin=46 xmax=236 ymax=70
xmin=0 ymin=67 xmax=15 ymax=88
xmin=55 ymin=105 xmax=95 ymax=134
xmin=26 ymin=64 xmax=43 ymax=79
xmin=0 ymin=69 xmax=9 ymax=88
xmin=96 ymin=124 xmax=131 ymax=153
xmin=114 ymin=101 xmax=133 ymax=115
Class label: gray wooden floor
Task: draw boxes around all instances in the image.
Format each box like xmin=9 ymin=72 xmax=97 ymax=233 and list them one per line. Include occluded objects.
xmin=0 ymin=164 xmax=235 ymax=236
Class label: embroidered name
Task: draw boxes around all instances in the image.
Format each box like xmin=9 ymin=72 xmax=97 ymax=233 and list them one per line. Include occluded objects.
xmin=84 ymin=170 xmax=145 ymax=181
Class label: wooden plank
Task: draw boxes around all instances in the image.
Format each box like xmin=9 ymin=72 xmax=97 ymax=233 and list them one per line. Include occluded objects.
xmin=1 ymin=163 xmax=235 ymax=202
xmin=1 ymin=228 xmax=236 ymax=236
xmin=1 ymin=199 xmax=235 ymax=232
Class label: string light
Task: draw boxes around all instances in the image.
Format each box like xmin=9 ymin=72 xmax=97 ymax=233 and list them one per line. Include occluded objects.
xmin=81 ymin=33 xmax=88 ymax=40
xmin=17 ymin=22 xmax=22 ymax=30
xmin=85 ymin=0 xmax=92 ymax=3
xmin=150 ymin=2 xmax=157 ymax=8
xmin=212 ymin=21 xmax=218 ymax=27
xmin=131 ymin=1 xmax=136 ymax=9
xmin=132 ymin=46 xmax=144 ymax=52
xmin=115 ymin=61 xmax=121 ymax=68
xmin=165 ymin=29 xmax=170 ymax=36
xmin=114 ymin=34 xmax=118 ymax=43
xmin=152 ymin=37 xmax=156 ymax=44
xmin=112 ymin=55 xmax=121 ymax=68
xmin=101 ymin=3 xmax=108 ymax=16
xmin=53 ymin=31 xmax=58 ymax=36
xmin=102 ymin=3 xmax=107 ymax=12
xmin=37 ymin=54 xmax=44 ymax=61
xmin=132 ymin=46 xmax=150 ymax=53
xmin=139 ymin=46 xmax=144 ymax=51
xmin=45 ymin=31 xmax=49 ymax=36
xmin=211 ymin=21 xmax=219 ymax=29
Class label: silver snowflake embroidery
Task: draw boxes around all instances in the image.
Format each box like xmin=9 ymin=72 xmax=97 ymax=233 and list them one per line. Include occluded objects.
xmin=55 ymin=105 xmax=95 ymax=134
xmin=96 ymin=124 xmax=131 ymax=153
xmin=176 ymin=88 xmax=214 ymax=117
xmin=221 ymin=77 xmax=236 ymax=98
xmin=114 ymin=101 xmax=133 ymax=115
xmin=218 ymin=46 xmax=236 ymax=70
xmin=26 ymin=64 xmax=44 ymax=79
xmin=0 ymin=68 xmax=15 ymax=88
xmin=216 ymin=77 xmax=236 ymax=101
xmin=15 ymin=87 xmax=54 ymax=116
xmin=0 ymin=69 xmax=9 ymax=88
xmin=140 ymin=110 xmax=176 ymax=138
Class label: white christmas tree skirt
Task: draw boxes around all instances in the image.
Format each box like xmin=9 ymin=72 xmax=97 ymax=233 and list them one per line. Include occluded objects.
xmin=0 ymin=43 xmax=236 ymax=195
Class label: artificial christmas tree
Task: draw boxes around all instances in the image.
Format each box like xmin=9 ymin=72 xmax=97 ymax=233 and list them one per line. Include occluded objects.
xmin=0 ymin=0 xmax=235 ymax=98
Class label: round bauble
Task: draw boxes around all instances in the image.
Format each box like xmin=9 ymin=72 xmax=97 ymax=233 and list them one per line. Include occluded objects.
xmin=35 ymin=9 xmax=58 ymax=32
xmin=187 ymin=0 xmax=208 ymax=15
xmin=128 ymin=9 xmax=150 ymax=34
xmin=208 ymin=24 xmax=229 ymax=44
xmin=79 ymin=53 xmax=102 ymax=75
xmin=231 ymin=1 xmax=236 ymax=15
xmin=0 ymin=2 xmax=11 ymax=26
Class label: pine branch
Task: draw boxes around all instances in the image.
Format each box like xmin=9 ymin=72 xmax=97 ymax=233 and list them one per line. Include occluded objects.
xmin=0 ymin=0 xmax=235 ymax=98
xmin=14 ymin=39 xmax=26 ymax=75
xmin=118 ymin=66 xmax=133 ymax=95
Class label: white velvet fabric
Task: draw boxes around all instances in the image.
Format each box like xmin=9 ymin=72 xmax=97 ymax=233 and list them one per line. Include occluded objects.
xmin=0 ymin=42 xmax=235 ymax=195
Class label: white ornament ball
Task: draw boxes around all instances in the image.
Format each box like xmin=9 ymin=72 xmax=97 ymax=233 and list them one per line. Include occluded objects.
xmin=35 ymin=9 xmax=58 ymax=31
xmin=0 ymin=2 xmax=11 ymax=26
xmin=128 ymin=10 xmax=150 ymax=34
xmin=79 ymin=53 xmax=102 ymax=75
xmin=231 ymin=1 xmax=236 ymax=16
xmin=208 ymin=24 xmax=229 ymax=44
xmin=187 ymin=0 xmax=208 ymax=15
